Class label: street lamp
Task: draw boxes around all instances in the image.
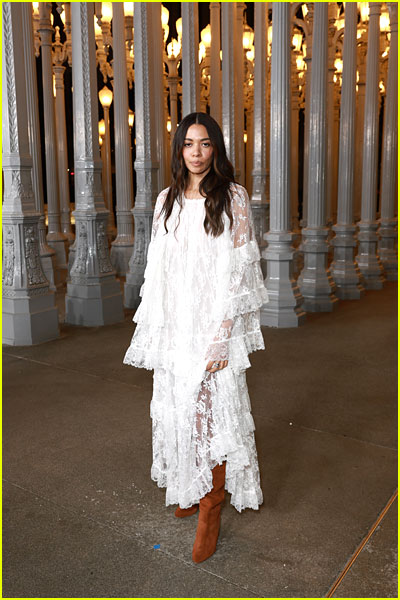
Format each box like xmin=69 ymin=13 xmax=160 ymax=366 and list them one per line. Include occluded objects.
xmin=98 ymin=86 xmax=115 ymax=239
xmin=358 ymin=3 xmax=369 ymax=23
xmin=201 ymin=24 xmax=211 ymax=48
xmin=164 ymin=34 xmax=182 ymax=137
xmin=162 ymin=5 xmax=169 ymax=43
xmin=99 ymin=85 xmax=113 ymax=109
xmin=101 ymin=2 xmax=113 ymax=24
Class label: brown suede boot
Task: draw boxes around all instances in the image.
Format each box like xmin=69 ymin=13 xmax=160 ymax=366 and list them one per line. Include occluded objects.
xmin=175 ymin=504 xmax=199 ymax=518
xmin=192 ymin=462 xmax=226 ymax=563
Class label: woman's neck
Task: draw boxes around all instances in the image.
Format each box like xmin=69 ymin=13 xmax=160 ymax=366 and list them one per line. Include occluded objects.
xmin=185 ymin=174 xmax=203 ymax=193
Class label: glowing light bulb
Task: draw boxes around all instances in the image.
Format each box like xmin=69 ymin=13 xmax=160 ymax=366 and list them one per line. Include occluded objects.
xmin=176 ymin=17 xmax=182 ymax=40
xmin=161 ymin=5 xmax=169 ymax=27
xmin=98 ymin=86 xmax=113 ymax=108
xmin=201 ymin=25 xmax=211 ymax=48
xmin=101 ymin=3 xmax=112 ymax=24
xmin=124 ymin=3 xmax=134 ymax=17
xmin=98 ymin=119 xmax=106 ymax=137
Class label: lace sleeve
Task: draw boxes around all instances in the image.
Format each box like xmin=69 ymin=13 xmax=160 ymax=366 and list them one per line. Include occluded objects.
xmin=151 ymin=188 xmax=169 ymax=241
xmin=137 ymin=188 xmax=169 ymax=301
xmin=205 ymin=184 xmax=268 ymax=365
xmin=230 ymin=182 xmax=256 ymax=248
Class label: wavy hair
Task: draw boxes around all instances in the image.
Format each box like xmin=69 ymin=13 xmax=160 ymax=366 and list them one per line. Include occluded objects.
xmin=161 ymin=112 xmax=235 ymax=237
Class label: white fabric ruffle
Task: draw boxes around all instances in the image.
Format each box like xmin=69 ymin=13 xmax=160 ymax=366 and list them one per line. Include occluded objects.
xmin=123 ymin=183 xmax=268 ymax=511
xmin=150 ymin=367 xmax=263 ymax=512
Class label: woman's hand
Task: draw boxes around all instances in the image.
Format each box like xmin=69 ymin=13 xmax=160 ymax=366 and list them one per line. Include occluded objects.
xmin=206 ymin=359 xmax=228 ymax=373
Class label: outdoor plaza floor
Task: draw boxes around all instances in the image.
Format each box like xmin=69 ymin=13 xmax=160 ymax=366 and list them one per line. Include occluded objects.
xmin=2 ymin=280 xmax=397 ymax=598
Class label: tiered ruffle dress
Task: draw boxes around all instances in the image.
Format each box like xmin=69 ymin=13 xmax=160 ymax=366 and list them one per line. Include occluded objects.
xmin=123 ymin=183 xmax=268 ymax=512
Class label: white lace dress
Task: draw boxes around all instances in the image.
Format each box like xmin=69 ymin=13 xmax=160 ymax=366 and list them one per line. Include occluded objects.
xmin=123 ymin=183 xmax=268 ymax=512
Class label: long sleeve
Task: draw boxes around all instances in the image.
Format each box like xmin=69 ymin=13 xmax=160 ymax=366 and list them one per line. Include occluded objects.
xmin=137 ymin=187 xmax=169 ymax=301
xmin=151 ymin=187 xmax=169 ymax=242
xmin=204 ymin=184 xmax=268 ymax=367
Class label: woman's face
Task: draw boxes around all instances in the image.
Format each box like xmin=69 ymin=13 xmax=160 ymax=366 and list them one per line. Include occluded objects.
xmin=182 ymin=124 xmax=214 ymax=178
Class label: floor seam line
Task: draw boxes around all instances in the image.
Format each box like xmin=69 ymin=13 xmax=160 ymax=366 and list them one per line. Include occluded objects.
xmin=252 ymin=413 xmax=398 ymax=452
xmin=2 ymin=353 xmax=149 ymax=391
xmin=325 ymin=489 xmax=398 ymax=597
xmin=5 ymin=353 xmax=397 ymax=453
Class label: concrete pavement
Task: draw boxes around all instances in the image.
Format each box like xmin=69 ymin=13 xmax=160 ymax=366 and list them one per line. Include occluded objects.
xmin=2 ymin=282 xmax=397 ymax=598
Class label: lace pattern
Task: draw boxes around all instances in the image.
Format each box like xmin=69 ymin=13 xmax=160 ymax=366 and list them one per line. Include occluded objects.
xmin=123 ymin=182 xmax=268 ymax=511
xmin=204 ymin=184 xmax=268 ymax=363
xmin=151 ymin=367 xmax=263 ymax=512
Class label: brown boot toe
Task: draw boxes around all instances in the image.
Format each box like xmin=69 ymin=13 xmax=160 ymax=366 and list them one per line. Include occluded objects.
xmin=175 ymin=504 xmax=199 ymax=518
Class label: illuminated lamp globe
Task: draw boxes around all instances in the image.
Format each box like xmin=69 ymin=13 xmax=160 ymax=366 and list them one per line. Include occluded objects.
xmin=99 ymin=86 xmax=113 ymax=108
xmin=162 ymin=5 xmax=169 ymax=28
xmin=176 ymin=17 xmax=182 ymax=40
xmin=124 ymin=3 xmax=134 ymax=17
xmin=201 ymin=25 xmax=211 ymax=48
xmin=242 ymin=24 xmax=254 ymax=50
xmin=101 ymin=3 xmax=113 ymax=24
xmin=94 ymin=16 xmax=102 ymax=37
xmin=98 ymin=119 xmax=106 ymax=137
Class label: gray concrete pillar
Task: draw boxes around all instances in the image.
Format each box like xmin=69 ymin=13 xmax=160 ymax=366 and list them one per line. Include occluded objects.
xmin=221 ymin=2 xmax=239 ymax=179
xmin=290 ymin=52 xmax=300 ymax=232
xmin=210 ymin=2 xmax=221 ymax=123
xmin=2 ymin=1 xmax=59 ymax=345
xmin=124 ymin=2 xmax=160 ymax=309
xmin=38 ymin=2 xmax=69 ymax=284
xmin=300 ymin=6 xmax=313 ymax=228
xmin=110 ymin=2 xmax=134 ymax=277
xmin=151 ymin=3 xmax=168 ymax=191
xmin=298 ymin=3 xmax=337 ymax=312
xmin=235 ymin=2 xmax=245 ymax=186
xmin=251 ymin=1 xmax=269 ymax=256
xmin=326 ymin=3 xmax=338 ymax=226
xmin=331 ymin=80 xmax=341 ymax=224
xmin=102 ymin=103 xmax=116 ymax=241
xmin=53 ymin=27 xmax=74 ymax=246
xmin=355 ymin=3 xmax=385 ymax=289
xmin=65 ymin=2 xmax=124 ymax=326
xmin=378 ymin=2 xmax=398 ymax=280
xmin=354 ymin=42 xmax=367 ymax=222
xmin=331 ymin=2 xmax=365 ymax=299
xmin=181 ymin=2 xmax=200 ymax=116
xmin=21 ymin=2 xmax=57 ymax=291
xmin=260 ymin=2 xmax=305 ymax=328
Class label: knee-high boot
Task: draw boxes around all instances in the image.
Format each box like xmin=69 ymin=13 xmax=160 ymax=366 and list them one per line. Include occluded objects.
xmin=192 ymin=462 xmax=226 ymax=563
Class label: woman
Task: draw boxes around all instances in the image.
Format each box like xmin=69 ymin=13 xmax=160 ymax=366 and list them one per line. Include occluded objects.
xmin=124 ymin=112 xmax=268 ymax=563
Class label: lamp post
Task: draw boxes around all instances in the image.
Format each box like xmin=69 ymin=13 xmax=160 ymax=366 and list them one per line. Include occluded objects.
xmin=98 ymin=119 xmax=106 ymax=221
xmin=53 ymin=25 xmax=74 ymax=244
xmin=38 ymin=2 xmax=68 ymax=286
xmin=98 ymin=85 xmax=116 ymax=240
xmin=164 ymin=37 xmax=182 ymax=137
xmin=199 ymin=27 xmax=211 ymax=113
xmin=355 ymin=2 xmax=385 ymax=289
xmin=124 ymin=2 xmax=134 ymax=88
xmin=94 ymin=15 xmax=111 ymax=82
xmin=378 ymin=2 xmax=398 ymax=280
xmin=210 ymin=3 xmax=221 ymax=123
xmin=109 ymin=1 xmax=135 ymax=276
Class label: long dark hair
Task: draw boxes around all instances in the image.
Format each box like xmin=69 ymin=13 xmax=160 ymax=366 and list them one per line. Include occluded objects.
xmin=161 ymin=112 xmax=235 ymax=237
